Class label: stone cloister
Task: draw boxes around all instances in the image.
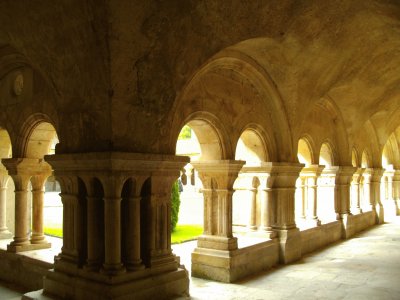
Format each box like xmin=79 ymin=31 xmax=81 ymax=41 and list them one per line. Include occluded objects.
xmin=0 ymin=1 xmax=400 ymax=299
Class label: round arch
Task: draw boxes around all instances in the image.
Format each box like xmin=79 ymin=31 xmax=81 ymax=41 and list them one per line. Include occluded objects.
xmin=235 ymin=125 xmax=271 ymax=164
xmin=174 ymin=112 xmax=227 ymax=161
xmin=14 ymin=113 xmax=58 ymax=158
xmin=361 ymin=149 xmax=371 ymax=168
xmin=351 ymin=147 xmax=359 ymax=168
xmin=297 ymin=137 xmax=314 ymax=166
xmin=319 ymin=141 xmax=336 ymax=167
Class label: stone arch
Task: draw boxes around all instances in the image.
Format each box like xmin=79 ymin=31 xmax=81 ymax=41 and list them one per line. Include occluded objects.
xmin=319 ymin=141 xmax=336 ymax=167
xmin=14 ymin=113 xmax=58 ymax=159
xmin=169 ymin=45 xmax=291 ymax=161
xmin=0 ymin=128 xmax=12 ymax=160
xmin=175 ymin=112 xmax=226 ymax=161
xmin=361 ymin=149 xmax=371 ymax=168
xmin=352 ymin=147 xmax=360 ymax=168
xmin=297 ymin=137 xmax=315 ymax=166
xmin=235 ymin=125 xmax=270 ymax=164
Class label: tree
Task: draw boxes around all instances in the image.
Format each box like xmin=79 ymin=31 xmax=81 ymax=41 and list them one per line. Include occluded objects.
xmin=171 ymin=180 xmax=181 ymax=232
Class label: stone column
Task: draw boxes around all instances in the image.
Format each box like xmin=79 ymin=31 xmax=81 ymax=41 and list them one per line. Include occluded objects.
xmin=350 ymin=168 xmax=363 ymax=214
xmin=269 ymin=162 xmax=304 ymax=264
xmin=299 ymin=176 xmax=307 ymax=219
xmin=100 ymin=176 xmax=125 ymax=275
xmin=45 ymin=175 xmax=87 ymax=274
xmin=248 ymin=178 xmax=259 ymax=231
xmin=7 ymin=173 xmax=31 ymax=252
xmin=192 ymin=160 xmax=244 ymax=251
xmin=0 ymin=170 xmax=12 ymax=239
xmin=124 ymin=176 xmax=145 ymax=271
xmin=82 ymin=177 xmax=104 ymax=272
xmin=332 ymin=166 xmax=356 ymax=238
xmin=258 ymin=171 xmax=276 ymax=239
xmin=362 ymin=169 xmax=373 ymax=211
xmin=302 ymin=165 xmax=324 ymax=226
xmin=370 ymin=168 xmax=384 ymax=224
xmin=30 ymin=173 xmax=51 ymax=246
xmin=393 ymin=170 xmax=400 ymax=215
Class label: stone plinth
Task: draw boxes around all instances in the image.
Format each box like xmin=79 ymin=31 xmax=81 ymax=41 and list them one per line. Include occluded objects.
xmin=192 ymin=239 xmax=278 ymax=283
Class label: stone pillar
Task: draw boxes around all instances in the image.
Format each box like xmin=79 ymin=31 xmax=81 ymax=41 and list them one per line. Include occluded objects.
xmin=43 ymin=152 xmax=190 ymax=300
xmin=123 ymin=177 xmax=146 ymax=271
xmin=258 ymin=172 xmax=276 ymax=238
xmin=302 ymin=165 xmax=324 ymax=226
xmin=192 ymin=160 xmax=244 ymax=251
xmin=248 ymin=177 xmax=259 ymax=231
xmin=191 ymin=160 xmax=245 ymax=282
xmin=269 ymin=162 xmax=303 ymax=264
xmin=81 ymin=177 xmax=104 ymax=272
xmin=0 ymin=170 xmax=12 ymax=239
xmin=370 ymin=168 xmax=384 ymax=224
xmin=393 ymin=170 xmax=400 ymax=215
xmin=333 ymin=166 xmax=356 ymax=238
xmin=7 ymin=173 xmax=31 ymax=252
xmin=350 ymin=168 xmax=363 ymax=214
xmin=102 ymin=194 xmax=124 ymax=274
xmin=299 ymin=176 xmax=307 ymax=219
xmin=30 ymin=173 xmax=52 ymax=246
xmin=362 ymin=169 xmax=373 ymax=211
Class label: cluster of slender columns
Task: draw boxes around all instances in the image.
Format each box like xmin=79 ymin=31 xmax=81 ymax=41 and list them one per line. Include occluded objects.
xmin=1 ymin=158 xmax=52 ymax=252
xmin=42 ymin=152 xmax=189 ymax=300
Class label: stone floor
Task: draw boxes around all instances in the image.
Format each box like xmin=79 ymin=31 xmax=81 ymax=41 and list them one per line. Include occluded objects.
xmin=1 ymin=217 xmax=400 ymax=299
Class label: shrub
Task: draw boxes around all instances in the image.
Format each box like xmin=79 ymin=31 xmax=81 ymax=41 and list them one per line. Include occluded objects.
xmin=171 ymin=180 xmax=181 ymax=232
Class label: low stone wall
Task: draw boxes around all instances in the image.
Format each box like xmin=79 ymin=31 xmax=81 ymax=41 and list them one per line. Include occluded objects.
xmin=346 ymin=211 xmax=376 ymax=237
xmin=0 ymin=249 xmax=51 ymax=291
xmin=192 ymin=239 xmax=279 ymax=282
xmin=300 ymin=221 xmax=342 ymax=255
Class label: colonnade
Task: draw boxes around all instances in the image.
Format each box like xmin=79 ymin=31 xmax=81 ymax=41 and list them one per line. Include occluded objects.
xmin=0 ymin=151 xmax=398 ymax=299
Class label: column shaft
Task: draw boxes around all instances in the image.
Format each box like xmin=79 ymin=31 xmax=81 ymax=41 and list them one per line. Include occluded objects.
xmin=125 ymin=196 xmax=144 ymax=271
xmin=102 ymin=197 xmax=124 ymax=274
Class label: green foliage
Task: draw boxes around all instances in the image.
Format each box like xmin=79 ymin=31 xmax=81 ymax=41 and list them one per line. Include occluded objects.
xmin=171 ymin=224 xmax=203 ymax=244
xmin=178 ymin=125 xmax=192 ymax=140
xmin=171 ymin=180 xmax=181 ymax=232
xmin=44 ymin=227 xmax=63 ymax=238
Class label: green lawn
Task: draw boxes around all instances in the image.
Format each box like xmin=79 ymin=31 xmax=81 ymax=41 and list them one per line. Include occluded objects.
xmin=171 ymin=224 xmax=203 ymax=244
xmin=44 ymin=227 xmax=62 ymax=238
xmin=45 ymin=224 xmax=203 ymax=244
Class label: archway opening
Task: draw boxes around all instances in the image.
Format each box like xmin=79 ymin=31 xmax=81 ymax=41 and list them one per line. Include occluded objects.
xmin=24 ymin=122 xmax=61 ymax=242
xmin=317 ymin=142 xmax=336 ymax=223
xmin=233 ymin=129 xmax=266 ymax=233
xmin=295 ymin=138 xmax=313 ymax=226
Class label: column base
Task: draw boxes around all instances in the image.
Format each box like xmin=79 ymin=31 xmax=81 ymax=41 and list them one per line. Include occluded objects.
xmin=340 ymin=213 xmax=357 ymax=239
xmin=7 ymin=241 xmax=51 ymax=253
xmin=43 ymin=267 xmax=189 ymax=300
xmin=30 ymin=234 xmax=49 ymax=244
xmin=274 ymin=228 xmax=302 ymax=264
xmin=191 ymin=239 xmax=279 ymax=282
xmin=101 ymin=263 xmax=126 ymax=276
xmin=375 ymin=204 xmax=385 ymax=224
xmin=197 ymin=235 xmax=238 ymax=250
